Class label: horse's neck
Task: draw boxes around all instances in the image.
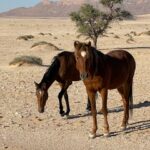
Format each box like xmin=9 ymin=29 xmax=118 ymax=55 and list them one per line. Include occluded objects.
xmin=39 ymin=74 xmax=53 ymax=91
xmin=39 ymin=59 xmax=58 ymax=90
xmin=93 ymin=49 xmax=106 ymax=76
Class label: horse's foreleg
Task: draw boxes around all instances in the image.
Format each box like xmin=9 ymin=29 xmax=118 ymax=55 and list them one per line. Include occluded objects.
xmin=87 ymin=89 xmax=97 ymax=138
xmin=100 ymin=88 xmax=109 ymax=137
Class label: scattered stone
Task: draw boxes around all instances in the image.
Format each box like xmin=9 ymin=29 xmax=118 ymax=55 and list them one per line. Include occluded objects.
xmin=15 ymin=112 xmax=23 ymax=118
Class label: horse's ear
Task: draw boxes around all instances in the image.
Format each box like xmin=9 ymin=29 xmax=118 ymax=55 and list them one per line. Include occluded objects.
xmin=87 ymin=41 xmax=91 ymax=47
xmin=34 ymin=81 xmax=39 ymax=89
xmin=74 ymin=41 xmax=80 ymax=49
xmin=41 ymin=83 xmax=47 ymax=91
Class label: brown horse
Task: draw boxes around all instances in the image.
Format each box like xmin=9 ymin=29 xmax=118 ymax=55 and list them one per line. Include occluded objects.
xmin=74 ymin=41 xmax=136 ymax=138
xmin=34 ymin=51 xmax=91 ymax=116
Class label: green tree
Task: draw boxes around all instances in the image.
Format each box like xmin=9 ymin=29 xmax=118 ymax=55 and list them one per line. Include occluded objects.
xmin=70 ymin=0 xmax=132 ymax=48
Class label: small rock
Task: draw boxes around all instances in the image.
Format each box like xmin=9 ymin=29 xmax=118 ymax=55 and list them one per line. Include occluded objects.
xmin=15 ymin=112 xmax=23 ymax=118
xmin=37 ymin=118 xmax=43 ymax=121
xmin=4 ymin=146 xmax=8 ymax=149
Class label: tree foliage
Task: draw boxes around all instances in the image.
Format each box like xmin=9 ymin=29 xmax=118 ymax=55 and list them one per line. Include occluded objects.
xmin=70 ymin=0 xmax=132 ymax=48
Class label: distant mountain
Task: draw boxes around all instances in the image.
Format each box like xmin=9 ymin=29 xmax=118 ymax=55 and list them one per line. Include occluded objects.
xmin=0 ymin=0 xmax=150 ymax=17
xmin=123 ymin=0 xmax=150 ymax=15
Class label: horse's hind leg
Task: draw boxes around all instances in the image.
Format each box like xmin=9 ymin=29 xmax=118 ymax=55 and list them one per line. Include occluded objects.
xmin=117 ymin=86 xmax=129 ymax=130
xmin=64 ymin=91 xmax=70 ymax=116
xmin=58 ymin=84 xmax=66 ymax=116
xmin=86 ymin=97 xmax=91 ymax=111
xmin=58 ymin=81 xmax=72 ymax=116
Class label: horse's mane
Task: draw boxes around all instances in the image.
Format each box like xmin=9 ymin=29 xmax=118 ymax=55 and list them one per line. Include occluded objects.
xmin=88 ymin=46 xmax=106 ymax=76
xmin=57 ymin=51 xmax=74 ymax=62
xmin=39 ymin=55 xmax=60 ymax=87
xmin=39 ymin=51 xmax=74 ymax=87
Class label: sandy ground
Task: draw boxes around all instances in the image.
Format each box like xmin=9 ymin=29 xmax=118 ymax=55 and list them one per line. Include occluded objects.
xmin=0 ymin=15 xmax=150 ymax=150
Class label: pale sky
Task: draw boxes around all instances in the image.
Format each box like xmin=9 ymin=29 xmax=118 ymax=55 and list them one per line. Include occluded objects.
xmin=0 ymin=0 xmax=58 ymax=13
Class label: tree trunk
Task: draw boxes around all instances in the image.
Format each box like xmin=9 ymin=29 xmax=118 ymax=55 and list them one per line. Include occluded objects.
xmin=93 ymin=38 xmax=97 ymax=49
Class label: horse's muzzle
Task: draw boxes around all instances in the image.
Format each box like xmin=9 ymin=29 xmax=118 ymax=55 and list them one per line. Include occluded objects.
xmin=80 ymin=72 xmax=88 ymax=80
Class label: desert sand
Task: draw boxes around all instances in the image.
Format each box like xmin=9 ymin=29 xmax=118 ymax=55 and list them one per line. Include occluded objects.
xmin=0 ymin=15 xmax=150 ymax=150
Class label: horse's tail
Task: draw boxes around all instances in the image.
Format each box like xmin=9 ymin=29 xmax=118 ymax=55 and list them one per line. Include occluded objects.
xmin=128 ymin=55 xmax=136 ymax=118
xmin=128 ymin=79 xmax=133 ymax=117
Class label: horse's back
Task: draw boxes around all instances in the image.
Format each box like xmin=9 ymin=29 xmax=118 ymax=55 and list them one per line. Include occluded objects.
xmin=107 ymin=50 xmax=134 ymax=61
xmin=105 ymin=50 xmax=136 ymax=88
xmin=57 ymin=51 xmax=80 ymax=81
xmin=107 ymin=50 xmax=136 ymax=71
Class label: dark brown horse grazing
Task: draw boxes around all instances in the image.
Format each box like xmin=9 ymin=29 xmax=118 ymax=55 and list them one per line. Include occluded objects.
xmin=74 ymin=41 xmax=136 ymax=138
xmin=34 ymin=51 xmax=91 ymax=116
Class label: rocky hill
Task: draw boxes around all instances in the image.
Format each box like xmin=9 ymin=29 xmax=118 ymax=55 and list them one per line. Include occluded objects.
xmin=0 ymin=0 xmax=149 ymax=17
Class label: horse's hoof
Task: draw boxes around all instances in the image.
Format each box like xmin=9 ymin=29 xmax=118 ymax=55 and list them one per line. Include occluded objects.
xmin=88 ymin=133 xmax=96 ymax=139
xmin=62 ymin=115 xmax=69 ymax=119
xmin=97 ymin=110 xmax=103 ymax=114
xmin=86 ymin=110 xmax=91 ymax=114
xmin=60 ymin=111 xmax=66 ymax=117
xmin=60 ymin=113 xmax=65 ymax=117
xmin=121 ymin=126 xmax=126 ymax=131
xmin=103 ymin=133 xmax=110 ymax=137
xmin=65 ymin=115 xmax=70 ymax=119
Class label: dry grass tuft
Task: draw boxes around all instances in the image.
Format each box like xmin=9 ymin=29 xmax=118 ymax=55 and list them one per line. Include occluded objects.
xmin=142 ymin=30 xmax=150 ymax=36
xmin=113 ymin=35 xmax=120 ymax=39
xmin=9 ymin=56 xmax=42 ymax=66
xmin=17 ymin=35 xmax=34 ymax=41
xmin=130 ymin=31 xmax=137 ymax=36
xmin=39 ymin=32 xmax=53 ymax=36
xmin=31 ymin=41 xmax=59 ymax=51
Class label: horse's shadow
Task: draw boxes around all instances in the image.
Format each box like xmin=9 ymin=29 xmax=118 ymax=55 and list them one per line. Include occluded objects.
xmin=67 ymin=100 xmax=150 ymax=137
xmin=95 ymin=119 xmax=150 ymax=138
xmin=109 ymin=100 xmax=150 ymax=113
xmin=68 ymin=100 xmax=150 ymax=119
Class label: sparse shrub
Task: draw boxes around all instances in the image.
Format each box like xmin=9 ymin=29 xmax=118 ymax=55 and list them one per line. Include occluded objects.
xmin=114 ymin=35 xmax=120 ymax=39
xmin=125 ymin=33 xmax=131 ymax=37
xmin=9 ymin=56 xmax=42 ymax=66
xmin=39 ymin=33 xmax=52 ymax=36
xmin=48 ymin=33 xmax=52 ymax=36
xmin=31 ymin=41 xmax=48 ymax=47
xmin=54 ymin=37 xmax=58 ymax=39
xmin=137 ymin=31 xmax=150 ymax=36
xmin=109 ymin=32 xmax=115 ymax=35
xmin=126 ymin=36 xmax=134 ymax=43
xmin=143 ymin=31 xmax=150 ymax=36
xmin=103 ymin=34 xmax=109 ymax=37
xmin=31 ymin=41 xmax=59 ymax=50
xmin=17 ymin=35 xmax=34 ymax=41
xmin=39 ymin=33 xmax=45 ymax=35
xmin=130 ymin=31 xmax=137 ymax=36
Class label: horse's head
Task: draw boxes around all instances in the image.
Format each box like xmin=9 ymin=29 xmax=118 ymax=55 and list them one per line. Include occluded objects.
xmin=74 ymin=41 xmax=93 ymax=80
xmin=34 ymin=82 xmax=48 ymax=113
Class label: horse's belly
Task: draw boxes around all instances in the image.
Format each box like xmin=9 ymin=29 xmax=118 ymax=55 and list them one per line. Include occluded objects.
xmin=108 ymin=73 xmax=128 ymax=89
